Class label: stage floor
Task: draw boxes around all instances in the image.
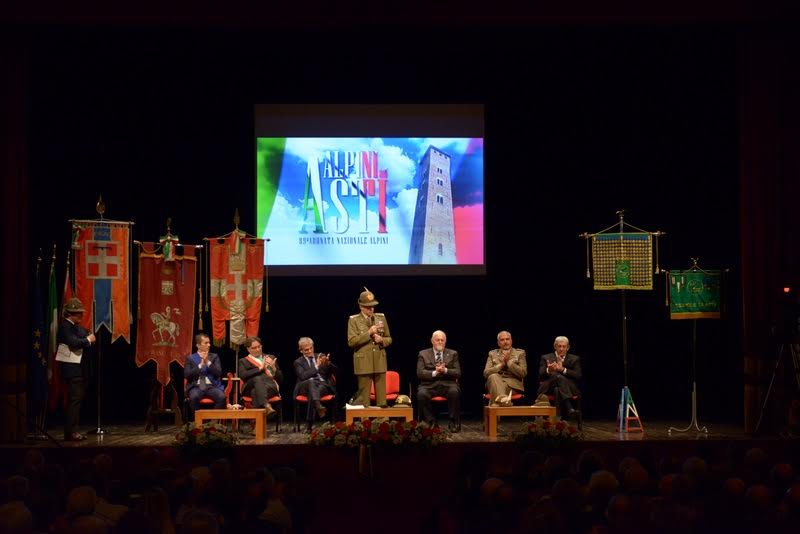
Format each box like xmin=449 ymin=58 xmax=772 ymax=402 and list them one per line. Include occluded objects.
xmin=14 ymin=418 xmax=752 ymax=448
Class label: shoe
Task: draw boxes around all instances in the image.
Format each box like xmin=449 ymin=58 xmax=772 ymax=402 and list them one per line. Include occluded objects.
xmin=265 ymin=404 xmax=276 ymax=418
xmin=377 ymin=404 xmax=389 ymax=409
xmin=345 ymin=403 xmax=364 ymax=410
xmin=533 ymin=394 xmax=551 ymax=407
xmin=495 ymin=394 xmax=513 ymax=407
xmin=317 ymin=405 xmax=327 ymax=418
xmin=448 ymin=421 xmax=460 ymax=433
xmin=65 ymin=433 xmax=85 ymax=442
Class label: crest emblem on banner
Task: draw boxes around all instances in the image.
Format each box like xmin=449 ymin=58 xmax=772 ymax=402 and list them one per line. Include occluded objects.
xmin=591 ymin=233 xmax=654 ymax=290
xmin=136 ymin=243 xmax=197 ymax=385
xmin=72 ymin=220 xmax=132 ymax=342
xmin=208 ymin=230 xmax=265 ymax=346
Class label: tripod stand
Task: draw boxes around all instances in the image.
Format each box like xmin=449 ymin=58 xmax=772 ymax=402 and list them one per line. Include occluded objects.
xmin=754 ymin=340 xmax=800 ymax=435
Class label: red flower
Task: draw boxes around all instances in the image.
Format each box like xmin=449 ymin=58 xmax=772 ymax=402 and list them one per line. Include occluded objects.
xmin=363 ymin=419 xmax=372 ymax=429
xmin=432 ymin=427 xmax=442 ymax=435
xmin=543 ymin=421 xmax=552 ymax=429
xmin=568 ymin=427 xmax=577 ymax=434
xmin=409 ymin=420 xmax=418 ymax=428
xmin=395 ymin=422 xmax=404 ymax=432
xmin=379 ymin=422 xmax=390 ymax=432
xmin=361 ymin=431 xmax=369 ymax=440
xmin=555 ymin=421 xmax=566 ymax=431
xmin=422 ymin=428 xmax=432 ymax=437
xmin=191 ymin=428 xmax=202 ymax=436
xmin=324 ymin=429 xmax=335 ymax=438
xmin=335 ymin=421 xmax=344 ymax=429
xmin=379 ymin=432 xmax=390 ymax=441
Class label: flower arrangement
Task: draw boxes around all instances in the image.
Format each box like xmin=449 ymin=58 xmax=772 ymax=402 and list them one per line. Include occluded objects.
xmin=309 ymin=418 xmax=446 ymax=448
xmin=512 ymin=417 xmax=582 ymax=454
xmin=173 ymin=421 xmax=239 ymax=454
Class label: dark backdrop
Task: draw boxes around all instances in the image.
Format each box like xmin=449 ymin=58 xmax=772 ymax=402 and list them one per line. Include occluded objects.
xmin=26 ymin=26 xmax=742 ymax=424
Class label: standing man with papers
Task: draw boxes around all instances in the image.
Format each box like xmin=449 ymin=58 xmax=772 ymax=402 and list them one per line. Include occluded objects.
xmin=56 ymin=298 xmax=95 ymax=441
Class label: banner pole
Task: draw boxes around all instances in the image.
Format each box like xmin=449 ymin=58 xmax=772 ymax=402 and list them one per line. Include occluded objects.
xmin=88 ymin=328 xmax=108 ymax=436
xmin=669 ymin=319 xmax=708 ymax=434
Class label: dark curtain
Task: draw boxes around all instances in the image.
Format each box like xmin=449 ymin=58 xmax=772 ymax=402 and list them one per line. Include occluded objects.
xmin=0 ymin=32 xmax=31 ymax=442
xmin=739 ymin=33 xmax=800 ymax=433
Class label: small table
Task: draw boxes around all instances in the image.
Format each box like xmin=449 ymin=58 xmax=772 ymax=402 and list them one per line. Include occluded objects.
xmin=345 ymin=406 xmax=414 ymax=425
xmin=484 ymin=405 xmax=557 ymax=438
xmin=195 ymin=408 xmax=267 ymax=440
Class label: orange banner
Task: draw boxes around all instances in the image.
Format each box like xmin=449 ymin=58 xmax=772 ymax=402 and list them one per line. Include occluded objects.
xmin=72 ymin=221 xmax=131 ymax=342
xmin=208 ymin=231 xmax=264 ymax=346
xmin=135 ymin=244 xmax=197 ymax=385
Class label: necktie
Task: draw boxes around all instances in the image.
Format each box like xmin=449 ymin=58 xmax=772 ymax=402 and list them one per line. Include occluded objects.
xmin=435 ymin=351 xmax=443 ymax=365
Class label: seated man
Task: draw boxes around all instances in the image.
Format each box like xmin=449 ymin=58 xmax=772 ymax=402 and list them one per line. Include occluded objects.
xmin=293 ymin=336 xmax=337 ymax=432
xmin=484 ymin=330 xmax=527 ymax=406
xmin=238 ymin=336 xmax=280 ymax=416
xmin=416 ymin=330 xmax=461 ymax=432
xmin=184 ymin=333 xmax=226 ymax=419
xmin=537 ymin=335 xmax=582 ymax=420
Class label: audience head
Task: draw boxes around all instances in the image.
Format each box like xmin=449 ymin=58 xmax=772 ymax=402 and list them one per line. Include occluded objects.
xmin=66 ymin=485 xmax=97 ymax=518
xmin=0 ymin=501 xmax=32 ymax=534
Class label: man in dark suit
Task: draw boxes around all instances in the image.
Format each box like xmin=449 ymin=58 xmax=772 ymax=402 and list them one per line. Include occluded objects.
xmin=537 ymin=335 xmax=582 ymax=420
xmin=184 ymin=333 xmax=226 ymax=420
xmin=238 ymin=335 xmax=280 ymax=416
xmin=293 ymin=336 xmax=337 ymax=432
xmin=57 ymin=298 xmax=96 ymax=441
xmin=416 ymin=330 xmax=461 ymax=432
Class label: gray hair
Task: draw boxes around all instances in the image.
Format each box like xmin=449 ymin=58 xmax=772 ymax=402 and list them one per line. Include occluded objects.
xmin=298 ymin=337 xmax=314 ymax=347
xmin=554 ymin=336 xmax=570 ymax=347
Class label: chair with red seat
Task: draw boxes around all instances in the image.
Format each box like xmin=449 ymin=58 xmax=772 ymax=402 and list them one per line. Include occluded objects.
xmin=542 ymin=384 xmax=583 ymax=430
xmin=236 ymin=377 xmax=282 ymax=433
xmin=369 ymin=370 xmax=401 ymax=405
xmin=430 ymin=378 xmax=461 ymax=432
xmin=294 ymin=375 xmax=337 ymax=432
xmin=184 ymin=373 xmax=233 ymax=422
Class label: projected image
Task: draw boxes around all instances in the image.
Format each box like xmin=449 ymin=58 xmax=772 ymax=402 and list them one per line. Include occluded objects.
xmin=256 ymin=138 xmax=484 ymax=269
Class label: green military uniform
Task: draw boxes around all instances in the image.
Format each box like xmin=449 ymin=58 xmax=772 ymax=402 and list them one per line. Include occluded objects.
xmin=483 ymin=347 xmax=527 ymax=404
xmin=347 ymin=290 xmax=392 ymax=406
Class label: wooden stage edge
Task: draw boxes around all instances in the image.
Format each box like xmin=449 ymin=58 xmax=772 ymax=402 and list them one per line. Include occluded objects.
xmin=3 ymin=419 xmax=797 ymax=484
xmin=0 ymin=419 xmax=791 ymax=449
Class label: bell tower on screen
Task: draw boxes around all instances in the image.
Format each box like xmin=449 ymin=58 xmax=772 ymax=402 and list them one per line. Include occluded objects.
xmin=409 ymin=146 xmax=457 ymax=264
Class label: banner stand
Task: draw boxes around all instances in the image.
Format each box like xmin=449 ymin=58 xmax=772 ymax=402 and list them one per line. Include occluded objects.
xmin=581 ymin=210 xmax=665 ymax=434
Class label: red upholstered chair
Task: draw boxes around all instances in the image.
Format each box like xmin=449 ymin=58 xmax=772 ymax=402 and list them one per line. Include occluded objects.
xmin=370 ymin=370 xmax=401 ymax=405
xmin=294 ymin=375 xmax=337 ymax=432
xmin=430 ymin=378 xmax=460 ymax=431
xmin=184 ymin=373 xmax=233 ymax=421
xmin=541 ymin=383 xmax=583 ymax=430
xmin=236 ymin=378 xmax=282 ymax=433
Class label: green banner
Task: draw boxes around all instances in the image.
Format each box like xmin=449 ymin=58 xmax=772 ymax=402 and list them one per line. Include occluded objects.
xmin=669 ymin=270 xmax=721 ymax=319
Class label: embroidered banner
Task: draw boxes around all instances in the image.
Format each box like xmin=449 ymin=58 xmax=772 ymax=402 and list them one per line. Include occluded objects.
xmin=669 ymin=270 xmax=721 ymax=319
xmin=136 ymin=244 xmax=197 ymax=385
xmin=72 ymin=220 xmax=132 ymax=342
xmin=208 ymin=231 xmax=264 ymax=346
xmin=591 ymin=233 xmax=653 ymax=290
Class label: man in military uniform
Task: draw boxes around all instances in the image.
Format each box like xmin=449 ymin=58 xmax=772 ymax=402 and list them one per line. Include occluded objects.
xmin=347 ymin=288 xmax=392 ymax=407
xmin=483 ymin=330 xmax=527 ymax=406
